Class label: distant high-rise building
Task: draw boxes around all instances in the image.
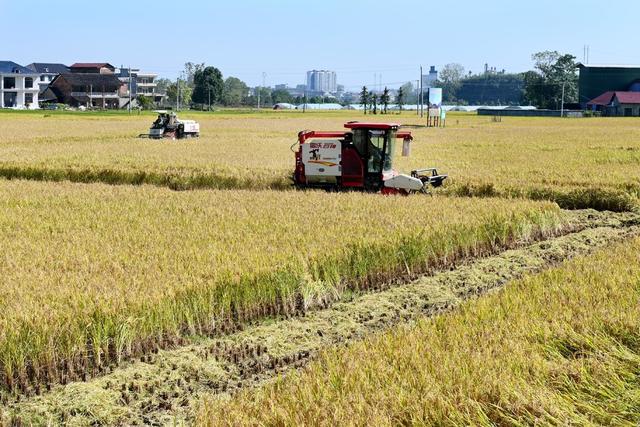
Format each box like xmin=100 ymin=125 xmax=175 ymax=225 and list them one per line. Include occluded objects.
xmin=306 ymin=70 xmax=337 ymax=93
xmin=422 ymin=66 xmax=438 ymax=88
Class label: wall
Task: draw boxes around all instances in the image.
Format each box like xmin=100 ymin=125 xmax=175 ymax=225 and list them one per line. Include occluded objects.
xmin=477 ymin=109 xmax=584 ymax=117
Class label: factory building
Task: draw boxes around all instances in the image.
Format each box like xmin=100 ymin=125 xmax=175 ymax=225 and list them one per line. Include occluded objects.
xmin=578 ymin=64 xmax=640 ymax=107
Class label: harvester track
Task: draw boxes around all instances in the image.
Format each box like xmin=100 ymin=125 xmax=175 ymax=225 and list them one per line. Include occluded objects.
xmin=4 ymin=210 xmax=640 ymax=426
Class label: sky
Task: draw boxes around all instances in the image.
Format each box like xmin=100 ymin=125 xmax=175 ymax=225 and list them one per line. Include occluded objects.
xmin=3 ymin=0 xmax=640 ymax=90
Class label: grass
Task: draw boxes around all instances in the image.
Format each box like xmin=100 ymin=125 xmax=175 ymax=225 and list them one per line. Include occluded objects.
xmin=0 ymin=179 xmax=564 ymax=395
xmin=197 ymin=236 xmax=640 ymax=427
xmin=0 ymin=111 xmax=639 ymax=209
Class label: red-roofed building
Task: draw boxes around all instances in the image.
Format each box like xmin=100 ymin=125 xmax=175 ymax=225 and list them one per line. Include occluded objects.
xmin=70 ymin=63 xmax=115 ymax=75
xmin=587 ymin=91 xmax=640 ymax=116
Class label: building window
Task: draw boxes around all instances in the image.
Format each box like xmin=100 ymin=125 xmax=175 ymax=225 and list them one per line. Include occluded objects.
xmin=3 ymin=77 xmax=16 ymax=89
xmin=40 ymin=75 xmax=46 ymax=81
xmin=25 ymin=93 xmax=33 ymax=105
xmin=25 ymin=77 xmax=33 ymax=88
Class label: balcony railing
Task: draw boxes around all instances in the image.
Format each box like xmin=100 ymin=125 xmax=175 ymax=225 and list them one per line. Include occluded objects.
xmin=70 ymin=92 xmax=119 ymax=98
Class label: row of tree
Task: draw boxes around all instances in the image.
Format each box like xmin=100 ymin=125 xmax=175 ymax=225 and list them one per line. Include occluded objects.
xmin=154 ymin=63 xmax=252 ymax=109
xmin=154 ymin=52 xmax=578 ymax=110
xmin=154 ymin=62 xmax=341 ymax=109
xmin=359 ymin=87 xmax=395 ymax=114
xmin=431 ymin=51 xmax=578 ymax=108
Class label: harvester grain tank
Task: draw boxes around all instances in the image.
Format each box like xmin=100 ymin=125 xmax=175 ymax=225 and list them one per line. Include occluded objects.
xmin=293 ymin=122 xmax=446 ymax=194
xmin=142 ymin=110 xmax=200 ymax=139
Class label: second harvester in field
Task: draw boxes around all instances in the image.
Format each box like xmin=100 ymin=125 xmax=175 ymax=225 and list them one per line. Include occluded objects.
xmin=140 ymin=111 xmax=200 ymax=139
xmin=293 ymin=122 xmax=447 ymax=194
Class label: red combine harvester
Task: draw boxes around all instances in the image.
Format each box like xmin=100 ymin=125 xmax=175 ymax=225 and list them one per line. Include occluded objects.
xmin=293 ymin=122 xmax=446 ymax=194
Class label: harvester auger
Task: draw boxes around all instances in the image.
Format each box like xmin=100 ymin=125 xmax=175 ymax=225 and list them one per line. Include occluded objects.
xmin=292 ymin=121 xmax=447 ymax=195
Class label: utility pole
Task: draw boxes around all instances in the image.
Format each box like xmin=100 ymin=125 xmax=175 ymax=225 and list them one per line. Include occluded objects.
xmin=560 ymin=81 xmax=566 ymax=118
xmin=416 ymin=79 xmax=420 ymax=116
xmin=257 ymin=72 xmax=266 ymax=111
xmin=177 ymin=76 xmax=180 ymax=111
xmin=128 ymin=65 xmax=132 ymax=114
xmin=420 ymin=66 xmax=424 ymax=118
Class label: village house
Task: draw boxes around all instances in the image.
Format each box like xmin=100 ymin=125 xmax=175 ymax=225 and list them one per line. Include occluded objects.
xmin=69 ymin=63 xmax=116 ymax=74
xmin=587 ymin=91 xmax=640 ymax=116
xmin=48 ymin=72 xmax=123 ymax=109
xmin=0 ymin=61 xmax=40 ymax=108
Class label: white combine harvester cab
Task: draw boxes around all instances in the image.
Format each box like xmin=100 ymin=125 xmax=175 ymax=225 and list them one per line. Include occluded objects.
xmin=144 ymin=110 xmax=200 ymax=140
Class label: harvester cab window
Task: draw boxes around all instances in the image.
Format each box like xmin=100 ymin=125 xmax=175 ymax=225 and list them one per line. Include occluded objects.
xmin=383 ymin=130 xmax=396 ymax=172
xmin=367 ymin=130 xmax=385 ymax=173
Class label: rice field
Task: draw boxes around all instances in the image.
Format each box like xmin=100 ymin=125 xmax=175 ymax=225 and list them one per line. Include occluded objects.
xmin=0 ymin=179 xmax=563 ymax=395
xmin=0 ymin=110 xmax=639 ymax=209
xmin=1 ymin=110 xmax=639 ymax=424
xmin=198 ymin=236 xmax=640 ymax=426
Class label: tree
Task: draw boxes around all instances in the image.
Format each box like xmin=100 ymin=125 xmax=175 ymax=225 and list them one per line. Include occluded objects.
xmin=136 ymin=95 xmax=155 ymax=110
xmin=399 ymin=82 xmax=417 ymax=104
xmin=456 ymin=73 xmax=525 ymax=105
xmin=222 ymin=77 xmax=249 ymax=106
xmin=166 ymin=80 xmax=192 ymax=107
xmin=360 ymin=86 xmax=369 ymax=114
xmin=380 ymin=87 xmax=390 ymax=114
xmin=155 ymin=78 xmax=172 ymax=96
xmin=522 ymin=70 xmax=548 ymax=107
xmin=371 ymin=93 xmax=378 ymax=115
xmin=439 ymin=63 xmax=465 ymax=102
xmin=396 ymin=87 xmax=405 ymax=113
xmin=245 ymin=87 xmax=273 ymax=107
xmin=192 ymin=66 xmax=224 ymax=107
xmin=183 ymin=62 xmax=205 ymax=87
xmin=271 ymin=89 xmax=294 ymax=105
xmin=523 ymin=51 xmax=578 ymax=109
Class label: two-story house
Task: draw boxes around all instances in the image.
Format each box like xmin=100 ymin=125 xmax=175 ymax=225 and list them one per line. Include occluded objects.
xmin=0 ymin=61 xmax=40 ymax=108
xmin=48 ymin=73 xmax=123 ymax=109
xmin=117 ymin=67 xmax=165 ymax=107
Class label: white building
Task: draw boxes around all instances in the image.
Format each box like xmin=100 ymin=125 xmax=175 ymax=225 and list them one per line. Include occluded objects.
xmin=0 ymin=61 xmax=40 ymax=108
xmin=117 ymin=67 xmax=164 ymax=105
xmin=306 ymin=70 xmax=337 ymax=93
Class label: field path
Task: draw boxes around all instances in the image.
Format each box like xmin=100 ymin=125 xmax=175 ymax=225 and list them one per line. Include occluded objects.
xmin=5 ymin=210 xmax=639 ymax=426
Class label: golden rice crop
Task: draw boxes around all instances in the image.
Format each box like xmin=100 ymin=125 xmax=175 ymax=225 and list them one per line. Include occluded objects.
xmin=0 ymin=111 xmax=639 ymax=209
xmin=0 ymin=179 xmax=563 ymax=394
xmin=198 ymin=236 xmax=640 ymax=426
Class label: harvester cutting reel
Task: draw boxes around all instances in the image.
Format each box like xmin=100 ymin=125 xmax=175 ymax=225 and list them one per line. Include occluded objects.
xmin=411 ymin=168 xmax=447 ymax=195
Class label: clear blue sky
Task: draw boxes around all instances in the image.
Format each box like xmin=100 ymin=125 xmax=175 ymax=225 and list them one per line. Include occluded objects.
xmin=3 ymin=0 xmax=639 ymax=90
